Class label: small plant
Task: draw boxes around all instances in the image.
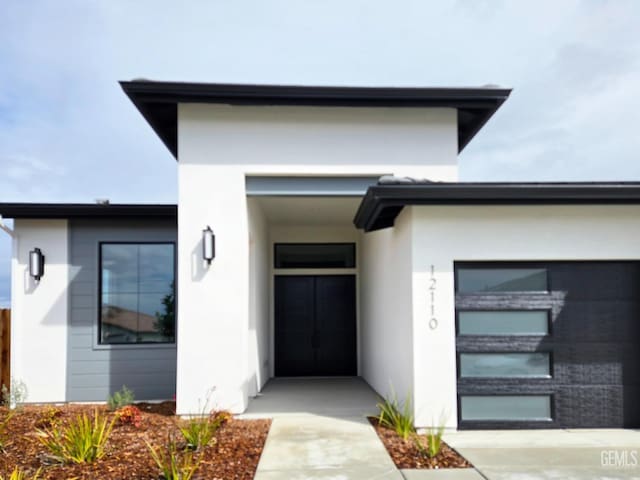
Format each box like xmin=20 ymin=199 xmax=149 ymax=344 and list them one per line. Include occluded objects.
xmin=375 ymin=387 xmax=415 ymax=440
xmin=36 ymin=409 xmax=116 ymax=464
xmin=146 ymin=435 xmax=200 ymax=480
xmin=177 ymin=387 xmax=222 ymax=451
xmin=210 ymin=410 xmax=232 ymax=426
xmin=1 ymin=378 xmax=28 ymax=408
xmin=0 ymin=410 xmax=15 ymax=451
xmin=107 ymin=385 xmax=135 ymax=411
xmin=116 ymin=405 xmax=142 ymax=428
xmin=413 ymin=413 xmax=448 ymax=458
xmin=178 ymin=415 xmax=222 ymax=451
xmin=414 ymin=426 xmax=445 ymax=458
xmin=0 ymin=467 xmax=41 ymax=480
xmin=35 ymin=406 xmax=63 ymax=429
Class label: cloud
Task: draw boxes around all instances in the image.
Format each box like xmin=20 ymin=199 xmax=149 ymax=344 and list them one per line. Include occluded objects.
xmin=1 ymin=0 xmax=640 ymax=302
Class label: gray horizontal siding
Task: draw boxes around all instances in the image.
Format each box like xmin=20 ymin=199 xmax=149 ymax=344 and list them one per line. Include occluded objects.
xmin=67 ymin=219 xmax=177 ymax=402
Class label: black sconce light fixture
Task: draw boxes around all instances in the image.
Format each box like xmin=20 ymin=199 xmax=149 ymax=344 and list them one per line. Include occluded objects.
xmin=202 ymin=226 xmax=215 ymax=264
xmin=29 ymin=248 xmax=45 ymax=281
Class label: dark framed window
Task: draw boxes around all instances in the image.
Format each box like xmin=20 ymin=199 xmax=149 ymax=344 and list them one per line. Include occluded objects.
xmin=99 ymin=243 xmax=175 ymax=345
xmin=274 ymin=243 xmax=356 ymax=269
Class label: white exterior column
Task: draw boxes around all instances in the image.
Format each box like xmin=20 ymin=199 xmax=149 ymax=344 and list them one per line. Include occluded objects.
xmin=11 ymin=219 xmax=69 ymax=403
xmin=176 ymin=164 xmax=250 ymax=414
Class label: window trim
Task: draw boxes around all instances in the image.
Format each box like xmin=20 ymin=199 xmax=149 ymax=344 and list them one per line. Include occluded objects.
xmin=98 ymin=241 xmax=177 ymax=346
xmin=455 ymin=262 xmax=550 ymax=294
xmin=273 ymin=243 xmax=356 ymax=269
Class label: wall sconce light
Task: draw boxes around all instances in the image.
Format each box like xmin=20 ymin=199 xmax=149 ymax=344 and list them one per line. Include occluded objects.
xmin=202 ymin=226 xmax=215 ymax=264
xmin=29 ymin=248 xmax=45 ymax=281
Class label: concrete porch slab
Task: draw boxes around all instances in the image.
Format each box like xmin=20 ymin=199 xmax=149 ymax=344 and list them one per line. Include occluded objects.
xmin=241 ymin=377 xmax=380 ymax=418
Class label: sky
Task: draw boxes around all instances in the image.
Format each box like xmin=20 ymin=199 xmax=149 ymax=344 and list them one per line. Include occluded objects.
xmin=1 ymin=0 xmax=640 ymax=306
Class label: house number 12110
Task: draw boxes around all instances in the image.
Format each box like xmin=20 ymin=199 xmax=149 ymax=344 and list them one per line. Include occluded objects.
xmin=429 ymin=265 xmax=438 ymax=330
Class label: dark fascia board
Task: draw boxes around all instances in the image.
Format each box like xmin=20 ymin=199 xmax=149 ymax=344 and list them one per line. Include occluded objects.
xmin=354 ymin=182 xmax=640 ymax=232
xmin=120 ymin=80 xmax=511 ymax=158
xmin=0 ymin=203 xmax=177 ymax=220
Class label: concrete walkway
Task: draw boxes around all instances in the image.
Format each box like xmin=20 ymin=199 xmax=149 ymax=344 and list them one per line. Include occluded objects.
xmin=249 ymin=378 xmax=402 ymax=479
xmin=254 ymin=415 xmax=403 ymax=480
xmin=247 ymin=379 xmax=640 ymax=479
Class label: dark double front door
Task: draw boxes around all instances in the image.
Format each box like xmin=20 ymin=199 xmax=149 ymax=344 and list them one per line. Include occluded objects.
xmin=275 ymin=275 xmax=357 ymax=376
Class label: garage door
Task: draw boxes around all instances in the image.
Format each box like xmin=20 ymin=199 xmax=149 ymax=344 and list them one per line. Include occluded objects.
xmin=455 ymin=262 xmax=640 ymax=429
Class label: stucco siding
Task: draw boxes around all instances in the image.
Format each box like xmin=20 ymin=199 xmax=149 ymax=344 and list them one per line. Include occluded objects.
xmin=67 ymin=219 xmax=177 ymax=402
xmin=360 ymin=208 xmax=413 ymax=405
xmin=247 ymin=199 xmax=270 ymax=397
xmin=11 ymin=219 xmax=69 ymax=403
xmin=410 ymin=204 xmax=640 ymax=429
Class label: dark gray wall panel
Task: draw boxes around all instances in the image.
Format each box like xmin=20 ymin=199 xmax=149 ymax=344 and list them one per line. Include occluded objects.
xmin=67 ymin=219 xmax=177 ymax=402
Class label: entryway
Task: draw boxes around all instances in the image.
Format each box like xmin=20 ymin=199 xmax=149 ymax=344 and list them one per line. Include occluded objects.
xmin=274 ymin=275 xmax=357 ymax=376
xmin=243 ymin=377 xmax=378 ymax=418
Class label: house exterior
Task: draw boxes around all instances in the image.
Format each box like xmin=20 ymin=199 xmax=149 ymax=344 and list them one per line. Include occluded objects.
xmin=1 ymin=81 xmax=639 ymax=430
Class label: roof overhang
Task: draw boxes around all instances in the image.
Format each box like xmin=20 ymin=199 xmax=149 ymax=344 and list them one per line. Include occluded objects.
xmin=0 ymin=203 xmax=177 ymax=220
xmin=354 ymin=182 xmax=640 ymax=232
xmin=120 ymin=80 xmax=511 ymax=158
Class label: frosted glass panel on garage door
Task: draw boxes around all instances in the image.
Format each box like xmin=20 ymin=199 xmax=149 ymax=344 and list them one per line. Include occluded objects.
xmin=457 ymin=268 xmax=547 ymax=292
xmin=458 ymin=311 xmax=549 ymax=335
xmin=460 ymin=395 xmax=552 ymax=421
xmin=459 ymin=353 xmax=550 ymax=378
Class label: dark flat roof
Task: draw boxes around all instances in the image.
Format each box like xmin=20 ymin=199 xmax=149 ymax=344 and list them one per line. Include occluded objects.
xmin=354 ymin=182 xmax=640 ymax=232
xmin=120 ymin=80 xmax=511 ymax=158
xmin=0 ymin=203 xmax=177 ymax=220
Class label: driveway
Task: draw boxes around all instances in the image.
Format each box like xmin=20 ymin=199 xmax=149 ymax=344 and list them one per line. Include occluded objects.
xmin=445 ymin=429 xmax=640 ymax=480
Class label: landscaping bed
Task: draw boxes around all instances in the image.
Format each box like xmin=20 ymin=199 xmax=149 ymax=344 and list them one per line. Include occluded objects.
xmin=0 ymin=402 xmax=270 ymax=479
xmin=369 ymin=417 xmax=472 ymax=469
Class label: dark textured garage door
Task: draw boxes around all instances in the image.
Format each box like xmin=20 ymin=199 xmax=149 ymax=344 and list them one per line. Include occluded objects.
xmin=455 ymin=262 xmax=640 ymax=429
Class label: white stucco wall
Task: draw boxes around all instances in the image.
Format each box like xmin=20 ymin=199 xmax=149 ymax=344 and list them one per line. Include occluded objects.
xmin=410 ymin=204 xmax=640 ymax=429
xmin=11 ymin=219 xmax=68 ymax=403
xmin=360 ymin=209 xmax=413 ymax=405
xmin=178 ymin=104 xmax=459 ymax=180
xmin=176 ymin=103 xmax=459 ymax=413
xmin=247 ymin=199 xmax=269 ymax=397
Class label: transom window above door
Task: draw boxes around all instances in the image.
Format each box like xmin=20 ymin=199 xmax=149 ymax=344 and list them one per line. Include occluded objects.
xmin=274 ymin=243 xmax=356 ymax=269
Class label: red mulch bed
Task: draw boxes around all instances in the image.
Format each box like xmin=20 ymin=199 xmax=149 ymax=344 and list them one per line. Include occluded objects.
xmin=0 ymin=402 xmax=270 ymax=479
xmin=369 ymin=417 xmax=472 ymax=469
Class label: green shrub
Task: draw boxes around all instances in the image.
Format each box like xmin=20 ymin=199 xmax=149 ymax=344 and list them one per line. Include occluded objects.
xmin=375 ymin=388 xmax=415 ymax=440
xmin=0 ymin=410 xmax=15 ymax=451
xmin=178 ymin=415 xmax=222 ymax=451
xmin=36 ymin=410 xmax=116 ymax=464
xmin=107 ymin=385 xmax=135 ymax=411
xmin=146 ymin=436 xmax=200 ymax=480
xmin=0 ymin=467 xmax=41 ymax=480
xmin=414 ymin=426 xmax=445 ymax=458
